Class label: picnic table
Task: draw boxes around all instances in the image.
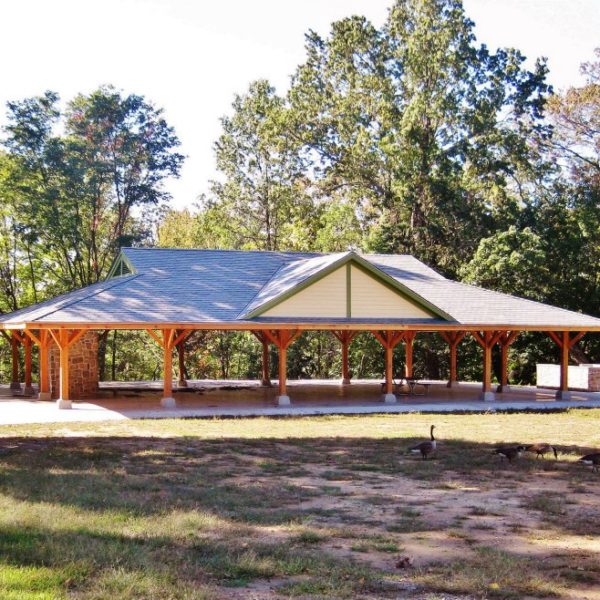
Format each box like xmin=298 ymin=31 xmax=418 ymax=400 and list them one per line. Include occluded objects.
xmin=380 ymin=377 xmax=430 ymax=396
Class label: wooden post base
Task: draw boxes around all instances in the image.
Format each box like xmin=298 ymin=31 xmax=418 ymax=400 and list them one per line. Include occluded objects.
xmin=261 ymin=379 xmax=272 ymax=387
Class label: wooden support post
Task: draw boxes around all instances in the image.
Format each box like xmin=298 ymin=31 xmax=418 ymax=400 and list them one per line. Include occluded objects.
xmin=38 ymin=331 xmax=51 ymax=400
xmin=261 ymin=329 xmax=301 ymax=406
xmin=332 ymin=331 xmax=356 ymax=385
xmin=371 ymin=330 xmax=405 ymax=404
xmin=177 ymin=342 xmax=187 ymax=388
xmin=23 ymin=336 xmax=34 ymax=396
xmin=10 ymin=335 xmax=21 ymax=392
xmin=497 ymin=331 xmax=519 ymax=393
xmin=472 ymin=331 xmax=503 ymax=401
xmin=261 ymin=337 xmax=271 ymax=387
xmin=441 ymin=331 xmax=465 ymax=388
xmin=58 ymin=329 xmax=71 ymax=409
xmin=559 ymin=331 xmax=569 ymax=398
xmin=404 ymin=332 xmax=415 ymax=378
xmin=162 ymin=329 xmax=176 ymax=408
xmin=547 ymin=331 xmax=585 ymax=400
xmin=252 ymin=331 xmax=272 ymax=387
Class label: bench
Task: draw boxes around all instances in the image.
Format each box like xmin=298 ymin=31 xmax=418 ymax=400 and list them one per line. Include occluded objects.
xmin=380 ymin=377 xmax=430 ymax=396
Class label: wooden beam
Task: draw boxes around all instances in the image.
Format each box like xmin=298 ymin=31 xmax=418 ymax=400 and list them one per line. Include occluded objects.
xmin=568 ymin=331 xmax=585 ymax=348
xmin=67 ymin=329 xmax=86 ymax=348
xmin=10 ymin=335 xmax=20 ymax=391
xmin=146 ymin=329 xmax=164 ymax=347
xmin=404 ymin=331 xmax=415 ymax=378
xmin=560 ymin=330 xmax=569 ymax=394
xmin=547 ymin=331 xmax=563 ymax=348
xmin=38 ymin=330 xmax=51 ymax=398
xmin=261 ymin=336 xmax=271 ymax=386
xmin=6 ymin=321 xmax=600 ymax=333
xmin=172 ymin=329 xmax=192 ymax=348
xmin=58 ymin=329 xmax=70 ymax=406
xmin=23 ymin=336 xmax=33 ymax=394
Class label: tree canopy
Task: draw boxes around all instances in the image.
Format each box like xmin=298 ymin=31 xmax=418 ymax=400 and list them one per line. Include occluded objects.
xmin=2 ymin=0 xmax=599 ymax=384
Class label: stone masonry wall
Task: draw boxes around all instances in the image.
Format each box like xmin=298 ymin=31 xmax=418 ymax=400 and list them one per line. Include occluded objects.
xmin=49 ymin=331 xmax=99 ymax=399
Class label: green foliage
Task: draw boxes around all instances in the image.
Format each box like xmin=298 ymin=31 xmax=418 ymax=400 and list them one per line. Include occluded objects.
xmin=1 ymin=4 xmax=600 ymax=385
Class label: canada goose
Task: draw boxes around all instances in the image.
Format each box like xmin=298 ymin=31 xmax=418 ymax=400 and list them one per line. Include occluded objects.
xmin=409 ymin=425 xmax=436 ymax=460
xmin=526 ymin=443 xmax=558 ymax=460
xmin=495 ymin=445 xmax=526 ymax=463
xmin=579 ymin=453 xmax=600 ymax=472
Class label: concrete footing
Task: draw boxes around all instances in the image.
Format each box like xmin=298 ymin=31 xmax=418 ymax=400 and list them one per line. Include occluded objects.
xmin=38 ymin=392 xmax=52 ymax=401
xmin=555 ymin=390 xmax=572 ymax=401
xmin=342 ymin=378 xmax=351 ymax=385
xmin=261 ymin=379 xmax=273 ymax=387
xmin=383 ymin=393 xmax=397 ymax=404
xmin=178 ymin=380 xmax=188 ymax=388
xmin=446 ymin=381 xmax=460 ymax=388
xmin=23 ymin=386 xmax=36 ymax=397
xmin=276 ymin=395 xmax=291 ymax=406
xmin=10 ymin=382 xmax=21 ymax=391
xmin=56 ymin=399 xmax=72 ymax=409
xmin=160 ymin=397 xmax=176 ymax=408
xmin=479 ymin=391 xmax=496 ymax=402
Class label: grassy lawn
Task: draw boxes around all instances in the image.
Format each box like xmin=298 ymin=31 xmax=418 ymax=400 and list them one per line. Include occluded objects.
xmin=0 ymin=410 xmax=599 ymax=599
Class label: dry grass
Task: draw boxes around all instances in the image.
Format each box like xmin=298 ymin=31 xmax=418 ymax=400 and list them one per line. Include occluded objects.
xmin=0 ymin=410 xmax=599 ymax=598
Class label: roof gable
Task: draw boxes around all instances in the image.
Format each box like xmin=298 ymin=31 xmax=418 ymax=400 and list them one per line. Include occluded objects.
xmin=242 ymin=252 xmax=452 ymax=320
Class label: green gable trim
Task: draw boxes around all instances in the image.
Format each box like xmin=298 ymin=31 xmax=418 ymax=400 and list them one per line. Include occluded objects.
xmin=106 ymin=252 xmax=137 ymax=279
xmin=346 ymin=263 xmax=351 ymax=318
xmin=243 ymin=251 xmax=452 ymax=321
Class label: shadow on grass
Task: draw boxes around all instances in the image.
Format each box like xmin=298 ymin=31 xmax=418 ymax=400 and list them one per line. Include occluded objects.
xmin=0 ymin=434 xmax=598 ymax=597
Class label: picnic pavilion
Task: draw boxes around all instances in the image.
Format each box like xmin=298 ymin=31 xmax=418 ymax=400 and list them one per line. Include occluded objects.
xmin=2 ymin=248 xmax=600 ymax=409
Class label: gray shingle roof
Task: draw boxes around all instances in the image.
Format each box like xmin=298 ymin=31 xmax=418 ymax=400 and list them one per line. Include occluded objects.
xmin=2 ymin=248 xmax=600 ymax=329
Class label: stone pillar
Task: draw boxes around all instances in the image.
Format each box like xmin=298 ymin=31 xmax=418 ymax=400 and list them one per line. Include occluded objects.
xmin=49 ymin=331 xmax=99 ymax=402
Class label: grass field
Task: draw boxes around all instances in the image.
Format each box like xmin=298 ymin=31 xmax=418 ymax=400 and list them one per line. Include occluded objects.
xmin=1 ymin=409 xmax=599 ymax=599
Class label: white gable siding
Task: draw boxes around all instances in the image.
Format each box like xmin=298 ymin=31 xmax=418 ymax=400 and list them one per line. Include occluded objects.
xmin=262 ymin=266 xmax=347 ymax=318
xmin=350 ymin=266 xmax=432 ymax=318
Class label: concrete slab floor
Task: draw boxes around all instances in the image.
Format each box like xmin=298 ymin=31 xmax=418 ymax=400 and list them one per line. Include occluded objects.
xmin=1 ymin=379 xmax=600 ymax=425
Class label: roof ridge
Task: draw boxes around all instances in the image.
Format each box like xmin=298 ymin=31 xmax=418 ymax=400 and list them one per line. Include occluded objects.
xmin=238 ymin=252 xmax=350 ymax=319
xmin=123 ymin=247 xmax=324 ymax=256
xmin=235 ymin=256 xmax=302 ymax=319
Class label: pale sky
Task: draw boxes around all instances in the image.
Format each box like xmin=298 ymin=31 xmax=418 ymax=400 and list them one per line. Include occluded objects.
xmin=1 ymin=0 xmax=598 ymax=209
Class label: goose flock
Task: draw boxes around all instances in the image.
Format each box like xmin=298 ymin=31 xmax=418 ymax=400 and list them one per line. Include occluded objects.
xmin=407 ymin=425 xmax=600 ymax=472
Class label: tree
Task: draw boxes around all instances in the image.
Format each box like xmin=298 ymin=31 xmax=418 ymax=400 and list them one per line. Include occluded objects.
xmin=459 ymin=226 xmax=549 ymax=301
xmin=287 ymin=0 xmax=551 ymax=274
xmin=2 ymin=86 xmax=184 ymax=290
xmin=211 ymin=80 xmax=315 ymax=251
